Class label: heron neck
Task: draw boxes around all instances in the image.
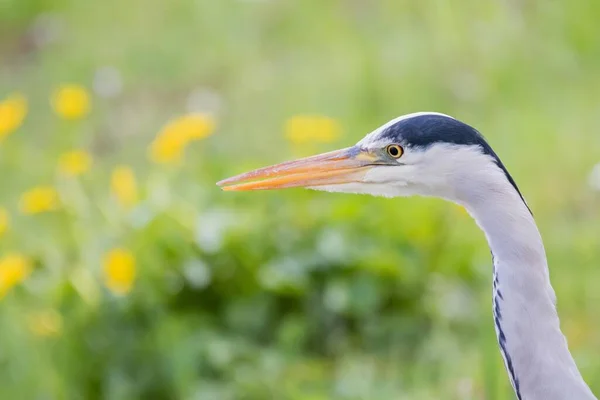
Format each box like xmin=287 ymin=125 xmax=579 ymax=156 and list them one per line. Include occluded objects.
xmin=465 ymin=192 xmax=595 ymax=400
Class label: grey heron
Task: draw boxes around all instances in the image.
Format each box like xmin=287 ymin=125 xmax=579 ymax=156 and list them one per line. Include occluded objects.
xmin=217 ymin=112 xmax=596 ymax=400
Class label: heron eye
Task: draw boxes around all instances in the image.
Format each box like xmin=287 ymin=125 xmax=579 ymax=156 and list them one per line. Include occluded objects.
xmin=386 ymin=144 xmax=403 ymax=159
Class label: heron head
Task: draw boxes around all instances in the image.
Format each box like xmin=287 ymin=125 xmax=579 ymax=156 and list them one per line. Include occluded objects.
xmin=218 ymin=112 xmax=524 ymax=205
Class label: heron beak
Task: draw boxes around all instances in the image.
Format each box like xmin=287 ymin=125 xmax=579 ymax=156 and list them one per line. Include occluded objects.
xmin=217 ymin=147 xmax=379 ymax=191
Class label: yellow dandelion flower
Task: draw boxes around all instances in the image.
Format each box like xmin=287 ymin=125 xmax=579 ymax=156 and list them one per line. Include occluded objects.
xmin=111 ymin=165 xmax=138 ymax=208
xmin=27 ymin=309 xmax=63 ymax=337
xmin=58 ymin=149 xmax=93 ymax=177
xmin=0 ymin=253 xmax=31 ymax=298
xmin=0 ymin=93 xmax=27 ymax=140
xmin=103 ymin=248 xmax=136 ymax=295
xmin=0 ymin=208 xmax=9 ymax=237
xmin=51 ymin=84 xmax=91 ymax=120
xmin=162 ymin=113 xmax=215 ymax=141
xmin=285 ymin=115 xmax=342 ymax=145
xmin=149 ymin=134 xmax=186 ymax=164
xmin=19 ymin=186 xmax=59 ymax=214
xmin=149 ymin=113 xmax=215 ymax=164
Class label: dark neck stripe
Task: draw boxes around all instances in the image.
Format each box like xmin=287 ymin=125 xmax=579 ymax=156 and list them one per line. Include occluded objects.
xmin=492 ymin=255 xmax=522 ymax=400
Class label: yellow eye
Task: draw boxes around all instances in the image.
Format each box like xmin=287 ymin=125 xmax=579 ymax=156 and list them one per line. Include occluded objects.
xmin=386 ymin=144 xmax=404 ymax=159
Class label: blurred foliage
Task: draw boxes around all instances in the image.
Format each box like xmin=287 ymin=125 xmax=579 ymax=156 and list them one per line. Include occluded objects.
xmin=0 ymin=1 xmax=599 ymax=399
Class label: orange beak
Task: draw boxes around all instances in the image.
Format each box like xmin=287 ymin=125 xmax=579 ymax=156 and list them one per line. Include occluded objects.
xmin=217 ymin=147 xmax=380 ymax=191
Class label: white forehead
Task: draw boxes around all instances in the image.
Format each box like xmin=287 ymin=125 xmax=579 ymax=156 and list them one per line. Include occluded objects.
xmin=357 ymin=111 xmax=456 ymax=147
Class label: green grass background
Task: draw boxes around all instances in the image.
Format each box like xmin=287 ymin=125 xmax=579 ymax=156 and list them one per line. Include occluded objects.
xmin=1 ymin=1 xmax=599 ymax=399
